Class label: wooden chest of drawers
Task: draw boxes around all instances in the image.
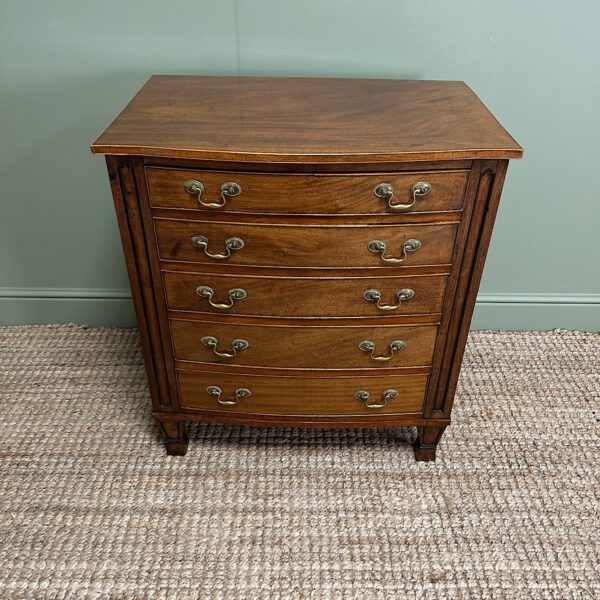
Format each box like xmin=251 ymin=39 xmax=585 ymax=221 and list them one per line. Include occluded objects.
xmin=92 ymin=76 xmax=522 ymax=461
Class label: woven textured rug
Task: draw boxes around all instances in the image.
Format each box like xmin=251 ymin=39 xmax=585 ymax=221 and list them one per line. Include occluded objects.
xmin=0 ymin=326 xmax=598 ymax=599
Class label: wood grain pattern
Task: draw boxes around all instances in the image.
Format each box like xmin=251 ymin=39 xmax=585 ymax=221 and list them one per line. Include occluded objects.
xmin=153 ymin=409 xmax=439 ymax=429
xmin=145 ymin=157 xmax=473 ymax=173
xmin=430 ymin=161 xmax=509 ymax=417
xmin=91 ymin=76 xmax=523 ymax=162
xmin=146 ymin=167 xmax=468 ymax=215
xmin=106 ymin=157 xmax=176 ymax=410
xmin=170 ymin=319 xmax=438 ymax=370
xmin=94 ymin=75 xmax=521 ymax=460
xmin=154 ymin=218 xmax=459 ymax=269
xmin=420 ymin=161 xmax=481 ymax=418
xmin=414 ymin=423 xmax=447 ymax=462
xmin=177 ymin=370 xmax=428 ymax=416
xmin=162 ymin=270 xmax=448 ymax=318
xmin=132 ymin=158 xmax=184 ymax=410
xmin=152 ymin=207 xmax=464 ymax=226
xmin=156 ymin=420 xmax=188 ymax=456
xmin=171 ymin=359 xmax=431 ymax=379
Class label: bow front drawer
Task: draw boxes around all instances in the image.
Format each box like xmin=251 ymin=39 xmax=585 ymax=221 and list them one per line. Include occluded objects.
xmin=163 ymin=271 xmax=448 ymax=318
xmin=177 ymin=370 xmax=428 ymax=416
xmin=146 ymin=168 xmax=469 ymax=215
xmin=154 ymin=219 xmax=458 ymax=268
xmin=170 ymin=320 xmax=437 ymax=370
xmin=93 ymin=75 xmax=522 ymax=459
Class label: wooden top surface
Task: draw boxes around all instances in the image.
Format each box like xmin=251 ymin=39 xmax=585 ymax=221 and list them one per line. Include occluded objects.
xmin=91 ymin=76 xmax=522 ymax=163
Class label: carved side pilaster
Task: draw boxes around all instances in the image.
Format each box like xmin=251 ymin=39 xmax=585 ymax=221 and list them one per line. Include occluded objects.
xmin=426 ymin=160 xmax=509 ymax=419
xmin=105 ymin=156 xmax=175 ymax=410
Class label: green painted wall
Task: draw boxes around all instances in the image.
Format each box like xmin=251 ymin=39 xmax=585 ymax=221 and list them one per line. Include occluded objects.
xmin=1 ymin=0 xmax=599 ymax=330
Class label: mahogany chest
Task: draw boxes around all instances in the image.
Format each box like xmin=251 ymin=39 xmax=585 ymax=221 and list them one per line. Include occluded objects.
xmin=92 ymin=76 xmax=522 ymax=460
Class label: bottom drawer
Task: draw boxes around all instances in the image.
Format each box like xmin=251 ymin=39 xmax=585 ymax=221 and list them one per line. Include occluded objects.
xmin=177 ymin=370 xmax=428 ymax=416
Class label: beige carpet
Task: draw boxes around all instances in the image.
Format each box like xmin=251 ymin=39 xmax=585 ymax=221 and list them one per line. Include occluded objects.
xmin=0 ymin=326 xmax=598 ymax=599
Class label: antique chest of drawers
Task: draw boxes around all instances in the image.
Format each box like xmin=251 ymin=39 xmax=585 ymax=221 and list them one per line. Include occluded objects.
xmin=92 ymin=76 xmax=522 ymax=461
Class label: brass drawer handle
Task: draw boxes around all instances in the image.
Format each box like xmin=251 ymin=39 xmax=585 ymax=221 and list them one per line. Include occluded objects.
xmin=191 ymin=234 xmax=244 ymax=259
xmin=184 ymin=180 xmax=242 ymax=209
xmin=201 ymin=335 xmax=249 ymax=358
xmin=367 ymin=238 xmax=422 ymax=264
xmin=358 ymin=339 xmax=406 ymax=361
xmin=206 ymin=385 xmax=252 ymax=406
xmin=196 ymin=285 xmax=247 ymax=309
xmin=355 ymin=389 xmax=399 ymax=409
xmin=363 ymin=288 xmax=415 ymax=311
xmin=373 ymin=181 xmax=431 ymax=212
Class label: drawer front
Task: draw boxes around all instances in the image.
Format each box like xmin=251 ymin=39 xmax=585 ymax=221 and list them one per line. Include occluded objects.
xmin=155 ymin=219 xmax=458 ymax=268
xmin=178 ymin=370 xmax=428 ymax=416
xmin=147 ymin=167 xmax=468 ymax=215
xmin=163 ymin=271 xmax=448 ymax=318
xmin=171 ymin=320 xmax=437 ymax=370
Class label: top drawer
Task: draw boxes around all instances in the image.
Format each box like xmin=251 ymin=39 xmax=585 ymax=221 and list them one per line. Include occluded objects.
xmin=146 ymin=168 xmax=469 ymax=216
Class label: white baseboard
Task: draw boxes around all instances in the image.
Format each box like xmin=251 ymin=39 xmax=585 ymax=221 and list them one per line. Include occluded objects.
xmin=0 ymin=288 xmax=598 ymax=331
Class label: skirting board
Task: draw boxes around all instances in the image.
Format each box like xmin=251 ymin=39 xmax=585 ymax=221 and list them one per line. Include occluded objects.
xmin=0 ymin=288 xmax=599 ymax=331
